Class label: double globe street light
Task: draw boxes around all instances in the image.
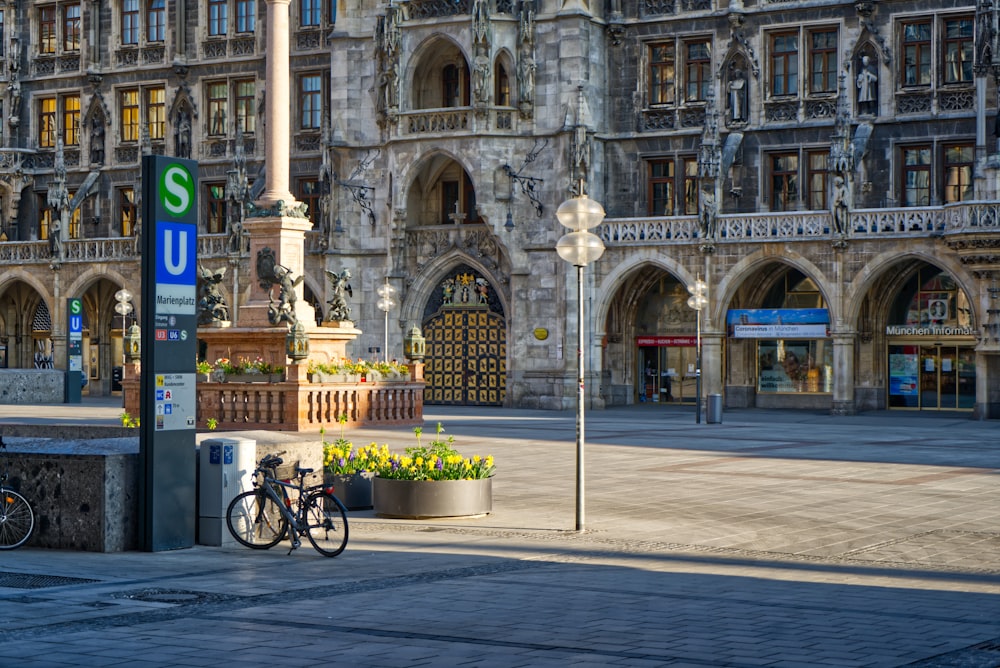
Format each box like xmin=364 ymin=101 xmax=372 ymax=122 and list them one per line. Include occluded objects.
xmin=114 ymin=288 xmax=134 ymax=405
xmin=555 ymin=190 xmax=605 ymax=533
xmin=376 ymin=278 xmax=397 ymax=363
xmin=686 ymin=278 xmax=708 ymax=424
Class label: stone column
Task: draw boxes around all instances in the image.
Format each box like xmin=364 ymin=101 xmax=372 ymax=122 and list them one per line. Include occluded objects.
xmin=831 ymin=331 xmax=856 ymax=415
xmin=259 ymin=0 xmax=296 ymax=208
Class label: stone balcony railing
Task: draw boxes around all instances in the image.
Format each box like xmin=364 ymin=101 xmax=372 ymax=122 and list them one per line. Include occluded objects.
xmin=0 ymin=233 xmax=230 ymax=265
xmin=398 ymin=106 xmax=517 ymax=135
xmin=597 ymin=202 xmax=1000 ymax=246
xmin=401 ymin=108 xmax=471 ymax=135
xmin=2 ymin=204 xmax=997 ymax=267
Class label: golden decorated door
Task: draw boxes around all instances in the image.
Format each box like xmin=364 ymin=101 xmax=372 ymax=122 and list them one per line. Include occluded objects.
xmin=423 ymin=307 xmax=507 ymax=406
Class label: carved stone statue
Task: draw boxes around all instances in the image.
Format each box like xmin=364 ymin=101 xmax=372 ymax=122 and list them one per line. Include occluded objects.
xmin=856 ymin=55 xmax=878 ymax=115
xmin=325 ymin=269 xmax=353 ymax=322
xmin=268 ymin=264 xmax=302 ymax=326
xmin=90 ymin=116 xmax=105 ymax=165
xmin=728 ymin=67 xmax=748 ymax=123
xmin=698 ymin=188 xmax=717 ymax=241
xmin=197 ymin=265 xmax=231 ymax=324
xmin=831 ymin=176 xmax=850 ymax=236
xmin=175 ymin=110 xmax=192 ymax=159
xmin=473 ymin=54 xmax=491 ymax=105
xmin=517 ymin=50 xmax=536 ymax=111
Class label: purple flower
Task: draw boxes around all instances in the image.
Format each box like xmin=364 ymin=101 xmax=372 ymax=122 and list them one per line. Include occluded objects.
xmin=435 ymin=458 xmax=444 ymax=470
xmin=338 ymin=457 xmax=346 ymax=468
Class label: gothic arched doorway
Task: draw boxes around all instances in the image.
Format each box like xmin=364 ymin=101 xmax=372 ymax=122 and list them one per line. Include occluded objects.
xmin=421 ymin=265 xmax=506 ymax=406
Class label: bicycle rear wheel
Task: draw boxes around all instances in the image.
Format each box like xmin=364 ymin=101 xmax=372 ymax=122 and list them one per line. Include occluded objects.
xmin=227 ymin=490 xmax=288 ymax=549
xmin=0 ymin=487 xmax=34 ymax=550
xmin=304 ymin=491 xmax=348 ymax=557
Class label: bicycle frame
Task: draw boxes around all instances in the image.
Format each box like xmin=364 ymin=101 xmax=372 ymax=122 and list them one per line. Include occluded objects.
xmin=254 ymin=472 xmax=308 ymax=549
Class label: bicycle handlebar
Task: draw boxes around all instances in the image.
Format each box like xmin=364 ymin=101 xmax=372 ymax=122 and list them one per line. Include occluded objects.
xmin=258 ymin=451 xmax=287 ymax=467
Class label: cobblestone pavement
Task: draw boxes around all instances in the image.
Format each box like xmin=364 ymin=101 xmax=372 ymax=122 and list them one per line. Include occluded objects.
xmin=1 ymin=401 xmax=999 ymax=667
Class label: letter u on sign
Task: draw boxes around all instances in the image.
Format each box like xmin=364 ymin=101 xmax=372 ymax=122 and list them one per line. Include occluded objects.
xmin=156 ymin=222 xmax=196 ymax=285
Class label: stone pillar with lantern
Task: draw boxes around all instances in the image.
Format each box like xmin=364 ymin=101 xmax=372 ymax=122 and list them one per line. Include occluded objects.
xmin=403 ymin=324 xmax=426 ymax=382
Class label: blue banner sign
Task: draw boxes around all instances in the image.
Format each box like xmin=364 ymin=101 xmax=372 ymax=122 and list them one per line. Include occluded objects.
xmin=727 ymin=308 xmax=830 ymax=339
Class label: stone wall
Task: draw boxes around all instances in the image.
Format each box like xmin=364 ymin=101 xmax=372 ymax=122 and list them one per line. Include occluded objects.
xmin=7 ymin=444 xmax=139 ymax=552
xmin=0 ymin=370 xmax=65 ymax=404
xmin=3 ymin=431 xmax=322 ymax=552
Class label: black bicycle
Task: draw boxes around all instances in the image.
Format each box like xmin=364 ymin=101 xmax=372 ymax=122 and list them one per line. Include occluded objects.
xmin=226 ymin=453 xmax=349 ymax=557
xmin=0 ymin=436 xmax=34 ymax=550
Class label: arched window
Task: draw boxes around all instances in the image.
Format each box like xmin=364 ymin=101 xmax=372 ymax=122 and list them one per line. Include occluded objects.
xmin=442 ymin=64 xmax=470 ymax=107
xmin=495 ymin=63 xmax=510 ymax=106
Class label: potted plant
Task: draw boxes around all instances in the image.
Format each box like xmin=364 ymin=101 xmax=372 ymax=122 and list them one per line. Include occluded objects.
xmin=196 ymin=359 xmax=213 ymax=382
xmin=370 ymin=422 xmax=495 ymax=519
xmin=345 ymin=358 xmax=371 ymax=382
xmin=370 ymin=360 xmax=409 ymax=381
xmin=322 ymin=415 xmax=376 ymax=510
xmin=218 ymin=356 xmax=285 ymax=383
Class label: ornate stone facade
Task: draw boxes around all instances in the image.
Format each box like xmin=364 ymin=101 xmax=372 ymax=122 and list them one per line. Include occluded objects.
xmin=1 ymin=0 xmax=999 ymax=418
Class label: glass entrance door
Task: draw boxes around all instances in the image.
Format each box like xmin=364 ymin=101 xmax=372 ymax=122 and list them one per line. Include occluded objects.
xmin=890 ymin=344 xmax=975 ymax=410
xmin=638 ymin=346 xmax=697 ymax=404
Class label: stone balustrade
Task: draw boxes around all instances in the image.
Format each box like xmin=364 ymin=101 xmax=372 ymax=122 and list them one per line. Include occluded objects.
xmin=195 ymin=380 xmax=424 ymax=431
xmin=123 ymin=364 xmax=424 ymax=432
xmin=2 ymin=204 xmax=996 ymax=265
xmin=597 ymin=202 xmax=1000 ymax=246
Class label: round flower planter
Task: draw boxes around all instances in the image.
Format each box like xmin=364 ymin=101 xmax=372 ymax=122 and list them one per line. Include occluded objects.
xmin=373 ymin=476 xmax=493 ymax=519
xmin=324 ymin=472 xmax=374 ymax=511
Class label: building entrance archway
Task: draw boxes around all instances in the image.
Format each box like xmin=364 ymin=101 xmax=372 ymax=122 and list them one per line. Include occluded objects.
xmin=421 ymin=267 xmax=506 ymax=406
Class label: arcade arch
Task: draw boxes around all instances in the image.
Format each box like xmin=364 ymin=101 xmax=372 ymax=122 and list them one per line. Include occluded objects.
xmin=600 ymin=256 xmax=977 ymax=413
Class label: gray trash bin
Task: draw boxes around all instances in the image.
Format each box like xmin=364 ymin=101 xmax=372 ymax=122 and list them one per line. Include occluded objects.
xmin=198 ymin=437 xmax=256 ymax=546
xmin=707 ymin=393 xmax=723 ymax=424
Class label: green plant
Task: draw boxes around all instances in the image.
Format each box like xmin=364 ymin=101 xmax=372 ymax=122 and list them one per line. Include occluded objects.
xmin=120 ymin=412 xmax=140 ymax=428
xmin=214 ymin=356 xmax=284 ymax=375
xmin=323 ymin=421 xmax=493 ymax=481
xmin=344 ymin=359 xmax=371 ymax=375
xmin=307 ymin=360 xmax=345 ymax=375
xmin=196 ymin=360 xmax=213 ymax=374
xmin=374 ymin=423 xmax=494 ymax=481
xmin=206 ymin=417 xmax=218 ymax=431
xmin=371 ymin=360 xmax=395 ymax=375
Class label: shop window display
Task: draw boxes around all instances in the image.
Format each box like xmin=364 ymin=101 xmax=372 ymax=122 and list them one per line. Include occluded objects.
xmin=757 ymin=339 xmax=833 ymax=394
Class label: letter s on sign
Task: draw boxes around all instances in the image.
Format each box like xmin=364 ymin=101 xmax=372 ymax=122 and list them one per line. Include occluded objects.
xmin=160 ymin=164 xmax=194 ymax=217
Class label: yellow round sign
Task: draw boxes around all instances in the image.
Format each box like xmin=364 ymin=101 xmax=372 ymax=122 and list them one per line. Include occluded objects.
xmin=534 ymin=328 xmax=549 ymax=341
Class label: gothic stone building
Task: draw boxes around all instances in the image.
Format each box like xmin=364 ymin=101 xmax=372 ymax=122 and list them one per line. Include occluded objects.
xmin=2 ymin=0 xmax=1000 ymax=418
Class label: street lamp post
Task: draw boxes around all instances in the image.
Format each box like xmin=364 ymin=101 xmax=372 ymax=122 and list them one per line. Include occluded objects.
xmin=555 ymin=191 xmax=605 ymax=533
xmin=114 ymin=288 xmax=134 ymax=405
xmin=686 ymin=279 xmax=707 ymax=424
xmin=376 ymin=278 xmax=397 ymax=363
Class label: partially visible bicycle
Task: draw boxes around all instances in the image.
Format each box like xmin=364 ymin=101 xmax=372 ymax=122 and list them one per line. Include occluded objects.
xmin=226 ymin=452 xmax=349 ymax=557
xmin=0 ymin=436 xmax=34 ymax=550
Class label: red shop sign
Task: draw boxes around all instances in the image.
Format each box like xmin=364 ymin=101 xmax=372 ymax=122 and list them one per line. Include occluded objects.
xmin=635 ymin=335 xmax=697 ymax=347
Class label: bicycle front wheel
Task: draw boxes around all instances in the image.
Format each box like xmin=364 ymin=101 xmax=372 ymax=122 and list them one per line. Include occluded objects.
xmin=227 ymin=490 xmax=288 ymax=549
xmin=0 ymin=487 xmax=34 ymax=550
xmin=304 ymin=491 xmax=349 ymax=557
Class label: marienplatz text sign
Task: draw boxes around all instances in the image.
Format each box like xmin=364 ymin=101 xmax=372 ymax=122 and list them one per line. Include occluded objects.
xmin=139 ymin=155 xmax=198 ymax=552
